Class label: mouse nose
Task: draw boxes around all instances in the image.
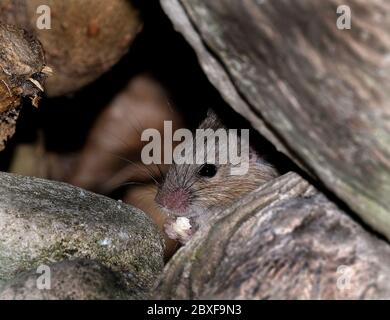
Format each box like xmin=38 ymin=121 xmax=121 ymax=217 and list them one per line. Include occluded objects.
xmin=156 ymin=188 xmax=189 ymax=213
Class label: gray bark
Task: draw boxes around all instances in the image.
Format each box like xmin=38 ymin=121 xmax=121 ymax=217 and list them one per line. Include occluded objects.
xmin=155 ymin=173 xmax=390 ymax=299
xmin=0 ymin=259 xmax=136 ymax=300
xmin=160 ymin=0 xmax=390 ymax=240
xmin=0 ymin=172 xmax=164 ymax=295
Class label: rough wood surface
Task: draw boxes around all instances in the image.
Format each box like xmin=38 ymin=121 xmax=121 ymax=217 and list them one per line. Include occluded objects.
xmin=0 ymin=172 xmax=164 ymax=294
xmin=160 ymin=0 xmax=390 ymax=240
xmin=155 ymin=173 xmax=390 ymax=299
xmin=0 ymin=259 xmax=134 ymax=300
xmin=0 ymin=0 xmax=142 ymax=97
xmin=0 ymin=22 xmax=47 ymax=151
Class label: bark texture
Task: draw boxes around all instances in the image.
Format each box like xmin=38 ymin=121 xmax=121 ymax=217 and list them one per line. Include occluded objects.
xmin=0 ymin=0 xmax=142 ymax=96
xmin=0 ymin=172 xmax=164 ymax=293
xmin=155 ymin=173 xmax=390 ymax=299
xmin=0 ymin=259 xmax=135 ymax=300
xmin=160 ymin=0 xmax=390 ymax=240
xmin=0 ymin=22 xmax=47 ymax=151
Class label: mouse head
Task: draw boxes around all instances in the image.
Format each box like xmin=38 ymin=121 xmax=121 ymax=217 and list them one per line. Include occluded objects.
xmin=155 ymin=110 xmax=278 ymax=218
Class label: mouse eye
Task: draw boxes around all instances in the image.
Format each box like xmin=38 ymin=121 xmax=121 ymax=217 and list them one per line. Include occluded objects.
xmin=198 ymin=164 xmax=217 ymax=178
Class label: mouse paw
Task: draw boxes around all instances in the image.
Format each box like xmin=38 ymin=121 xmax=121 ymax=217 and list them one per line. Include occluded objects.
xmin=164 ymin=216 xmax=193 ymax=244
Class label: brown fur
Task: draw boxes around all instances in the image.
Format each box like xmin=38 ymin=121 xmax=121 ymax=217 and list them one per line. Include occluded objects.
xmin=155 ymin=110 xmax=279 ymax=223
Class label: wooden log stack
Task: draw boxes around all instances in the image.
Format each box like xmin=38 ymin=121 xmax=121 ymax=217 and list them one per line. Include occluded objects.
xmin=0 ymin=0 xmax=389 ymax=299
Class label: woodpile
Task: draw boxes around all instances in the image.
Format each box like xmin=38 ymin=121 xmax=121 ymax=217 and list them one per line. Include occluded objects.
xmin=0 ymin=0 xmax=389 ymax=300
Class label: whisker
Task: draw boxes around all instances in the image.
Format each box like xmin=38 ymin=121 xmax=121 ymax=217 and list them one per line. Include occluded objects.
xmin=109 ymin=153 xmax=160 ymax=186
xmin=103 ymin=130 xmax=134 ymax=152
xmin=153 ymin=163 xmax=164 ymax=178
xmin=117 ymin=181 xmax=150 ymax=188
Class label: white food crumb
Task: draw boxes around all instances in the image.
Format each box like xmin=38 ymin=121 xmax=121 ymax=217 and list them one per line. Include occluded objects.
xmin=173 ymin=217 xmax=192 ymax=238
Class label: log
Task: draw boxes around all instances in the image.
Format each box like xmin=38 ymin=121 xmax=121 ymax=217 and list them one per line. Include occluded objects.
xmin=160 ymin=0 xmax=390 ymax=240
xmin=0 ymin=172 xmax=164 ymax=295
xmin=0 ymin=259 xmax=134 ymax=300
xmin=0 ymin=22 xmax=48 ymax=151
xmin=0 ymin=0 xmax=142 ymax=97
xmin=155 ymin=173 xmax=390 ymax=299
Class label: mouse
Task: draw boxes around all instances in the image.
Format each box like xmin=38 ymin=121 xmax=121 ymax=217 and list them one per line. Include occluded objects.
xmin=155 ymin=109 xmax=280 ymax=244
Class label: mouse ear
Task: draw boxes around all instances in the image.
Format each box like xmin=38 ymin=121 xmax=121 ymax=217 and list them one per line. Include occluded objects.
xmin=199 ymin=109 xmax=225 ymax=129
xmin=206 ymin=108 xmax=218 ymax=119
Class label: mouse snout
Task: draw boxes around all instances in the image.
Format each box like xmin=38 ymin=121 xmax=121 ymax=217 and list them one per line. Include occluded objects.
xmin=155 ymin=188 xmax=190 ymax=214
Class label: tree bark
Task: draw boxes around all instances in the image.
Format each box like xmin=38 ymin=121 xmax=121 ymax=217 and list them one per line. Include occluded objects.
xmin=0 ymin=172 xmax=164 ymax=295
xmin=0 ymin=259 xmax=135 ymax=300
xmin=0 ymin=22 xmax=47 ymax=151
xmin=160 ymin=0 xmax=390 ymax=240
xmin=155 ymin=173 xmax=390 ymax=299
xmin=0 ymin=0 xmax=142 ymax=97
